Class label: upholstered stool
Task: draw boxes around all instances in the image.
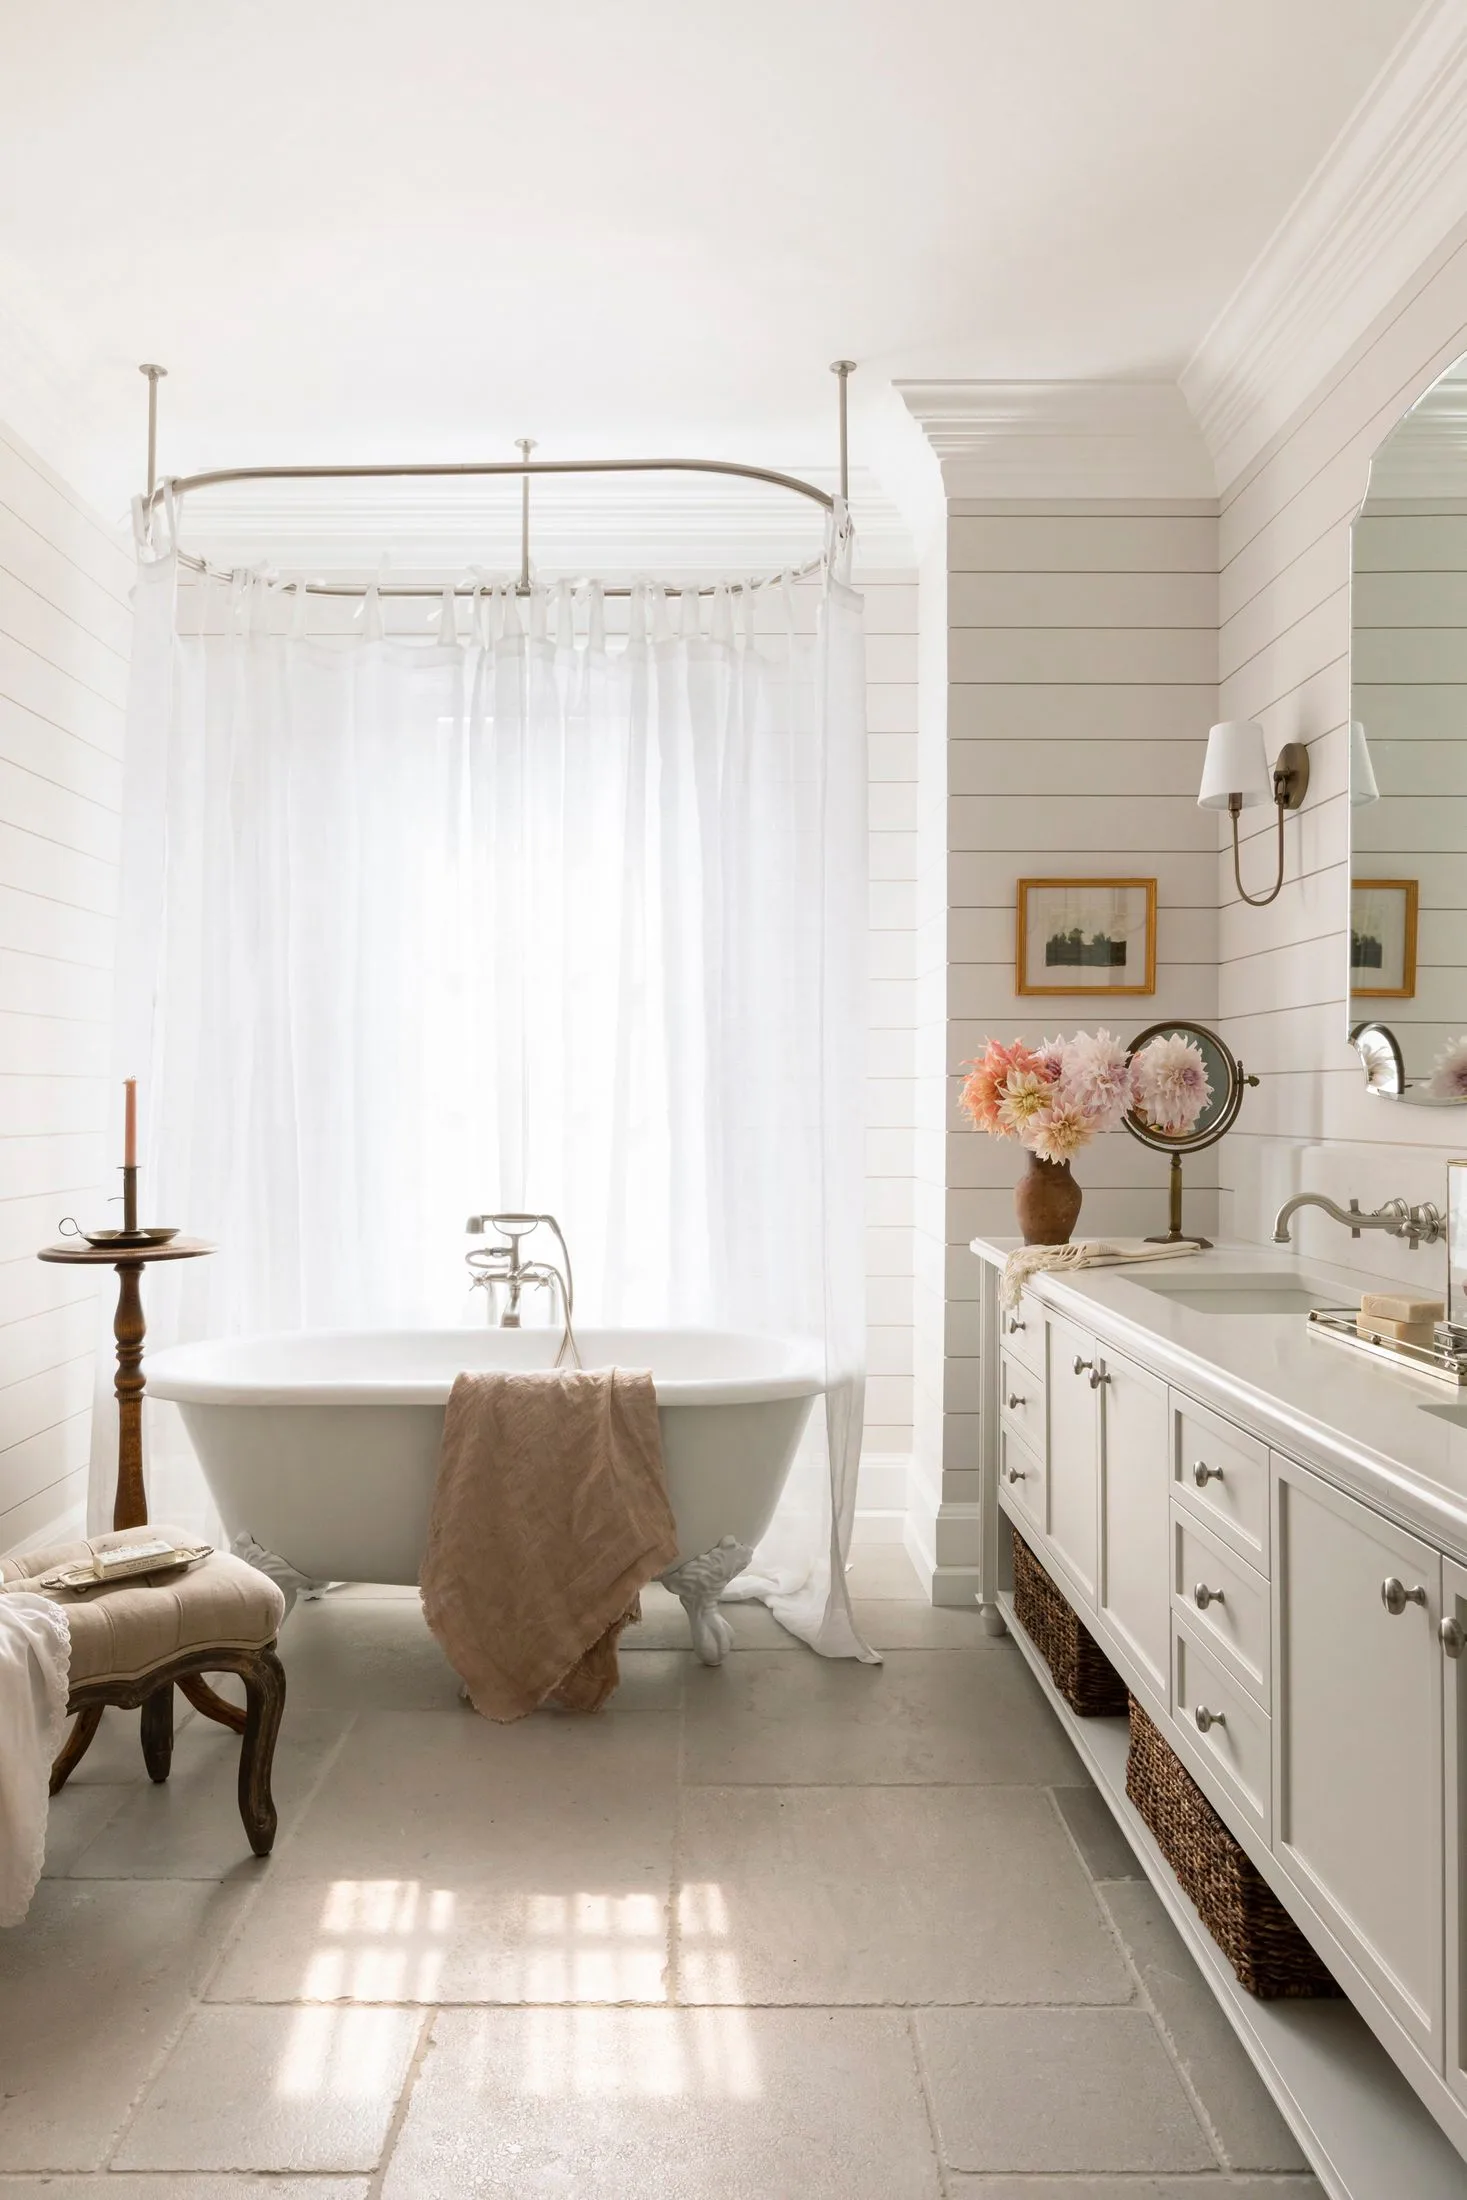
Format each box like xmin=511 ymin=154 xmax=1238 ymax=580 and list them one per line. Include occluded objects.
xmin=0 ymin=1526 xmax=288 ymax=1857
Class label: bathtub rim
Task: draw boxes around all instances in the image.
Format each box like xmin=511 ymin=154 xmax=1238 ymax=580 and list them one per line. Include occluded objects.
xmin=144 ymin=1324 xmax=829 ymax=1410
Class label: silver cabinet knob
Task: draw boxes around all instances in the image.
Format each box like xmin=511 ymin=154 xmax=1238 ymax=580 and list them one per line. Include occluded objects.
xmin=1006 ymin=1391 xmax=1026 ymax=1410
xmin=1381 ymin=1577 xmax=1428 ymax=1616
xmin=1193 ymin=1582 xmax=1224 ymax=1610
xmin=1006 ymin=1315 xmax=1026 ymax=1335
xmin=1073 ymin=1355 xmax=1093 ymax=1376
xmin=1089 ymin=1365 xmax=1110 ymax=1389
xmin=1442 ymin=1617 xmax=1466 ymax=1659
xmin=1003 ymin=1463 xmax=1027 ymax=1483
xmin=1194 ymin=1704 xmax=1226 ymax=1734
xmin=1192 ymin=1459 xmax=1223 ymax=1487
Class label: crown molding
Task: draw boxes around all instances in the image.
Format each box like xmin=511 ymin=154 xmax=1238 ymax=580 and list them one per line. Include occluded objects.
xmin=1183 ymin=0 xmax=1467 ymax=492
xmin=894 ymin=380 xmax=1215 ymax=500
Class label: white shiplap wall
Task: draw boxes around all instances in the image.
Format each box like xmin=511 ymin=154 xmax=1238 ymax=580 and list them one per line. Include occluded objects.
xmin=1216 ymin=216 xmax=1467 ymax=1285
xmin=911 ymin=497 xmax=1219 ymax=1600
xmin=0 ymin=423 xmax=127 ymax=1551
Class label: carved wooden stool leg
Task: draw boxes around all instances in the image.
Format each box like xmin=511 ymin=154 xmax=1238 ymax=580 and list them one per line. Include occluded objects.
xmin=140 ymin=1682 xmax=174 ymax=1783
xmin=178 ymin=1672 xmax=248 ymax=1734
xmin=237 ymin=1645 xmax=287 ymax=1857
xmin=50 ymin=1704 xmax=104 ymax=1796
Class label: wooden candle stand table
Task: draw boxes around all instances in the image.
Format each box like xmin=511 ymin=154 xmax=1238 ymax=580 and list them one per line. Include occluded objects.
xmin=34 ymin=1238 xmax=245 ymax=1777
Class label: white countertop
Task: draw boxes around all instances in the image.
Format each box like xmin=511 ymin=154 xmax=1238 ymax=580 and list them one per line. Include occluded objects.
xmin=971 ymin=1235 xmax=1467 ymax=1564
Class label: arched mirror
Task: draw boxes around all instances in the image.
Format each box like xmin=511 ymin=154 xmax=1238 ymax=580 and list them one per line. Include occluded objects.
xmin=1124 ymin=1021 xmax=1255 ymax=1247
xmin=1350 ymin=359 xmax=1467 ymax=1101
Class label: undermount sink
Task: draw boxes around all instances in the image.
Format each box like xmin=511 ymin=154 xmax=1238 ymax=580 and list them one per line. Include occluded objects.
xmin=1124 ymin=1270 xmax=1335 ymax=1316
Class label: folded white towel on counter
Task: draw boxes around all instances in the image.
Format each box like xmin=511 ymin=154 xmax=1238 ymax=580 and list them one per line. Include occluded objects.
xmin=1000 ymin=1238 xmax=1200 ymax=1309
xmin=0 ymin=1589 xmax=70 ymax=1926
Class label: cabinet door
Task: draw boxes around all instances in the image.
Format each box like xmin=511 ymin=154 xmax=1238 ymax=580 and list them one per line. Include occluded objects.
xmin=1444 ymin=1557 xmax=1467 ymax=2113
xmin=1273 ymin=1454 xmax=1443 ymax=2063
xmin=1096 ymin=1345 xmax=1170 ymax=1708
xmin=1045 ymin=1313 xmax=1099 ymax=1608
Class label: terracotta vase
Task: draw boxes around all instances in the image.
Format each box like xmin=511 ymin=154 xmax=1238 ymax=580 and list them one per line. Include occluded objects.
xmin=1014 ymin=1152 xmax=1082 ymax=1246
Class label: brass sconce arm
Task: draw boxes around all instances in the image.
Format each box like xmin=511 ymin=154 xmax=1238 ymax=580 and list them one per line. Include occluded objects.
xmin=1229 ymin=744 xmax=1310 ymax=908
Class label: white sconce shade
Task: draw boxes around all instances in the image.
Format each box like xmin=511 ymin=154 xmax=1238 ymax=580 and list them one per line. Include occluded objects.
xmin=1198 ymin=720 xmax=1272 ymax=811
xmin=1350 ymin=719 xmax=1380 ymax=807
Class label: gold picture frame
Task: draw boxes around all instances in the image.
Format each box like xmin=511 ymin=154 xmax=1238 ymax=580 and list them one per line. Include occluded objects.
xmin=1016 ymin=876 xmax=1158 ymax=998
xmin=1351 ymin=878 xmax=1418 ymax=999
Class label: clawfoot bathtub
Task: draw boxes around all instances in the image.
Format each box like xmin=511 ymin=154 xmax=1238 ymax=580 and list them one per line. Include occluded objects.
xmin=145 ymin=1327 xmax=822 ymax=1665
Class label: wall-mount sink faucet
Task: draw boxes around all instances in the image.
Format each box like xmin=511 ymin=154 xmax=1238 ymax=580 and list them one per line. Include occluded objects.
xmin=1272 ymin=1191 xmax=1445 ymax=1252
xmin=465 ymin=1212 xmax=575 ymax=1328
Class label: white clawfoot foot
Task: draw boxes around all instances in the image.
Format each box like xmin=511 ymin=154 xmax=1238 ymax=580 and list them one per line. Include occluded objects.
xmin=231 ymin=1531 xmax=326 ymax=1618
xmin=659 ymin=1536 xmax=753 ymax=1666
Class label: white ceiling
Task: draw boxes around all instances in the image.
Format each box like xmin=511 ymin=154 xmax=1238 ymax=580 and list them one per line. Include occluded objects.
xmin=0 ymin=0 xmax=1425 ymax=527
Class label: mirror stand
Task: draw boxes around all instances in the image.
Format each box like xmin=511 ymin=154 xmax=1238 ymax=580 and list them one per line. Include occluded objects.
xmin=1145 ymin=1151 xmax=1212 ymax=1248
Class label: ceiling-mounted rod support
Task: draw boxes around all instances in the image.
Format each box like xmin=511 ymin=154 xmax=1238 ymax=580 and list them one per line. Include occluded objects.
xmin=139 ymin=363 xmax=168 ymax=498
xmin=829 ymin=359 xmax=856 ymax=505
xmin=516 ymin=437 xmax=537 ymax=593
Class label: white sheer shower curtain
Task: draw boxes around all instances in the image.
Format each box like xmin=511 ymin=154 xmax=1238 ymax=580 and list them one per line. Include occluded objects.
xmin=102 ymin=532 xmax=874 ymax=1658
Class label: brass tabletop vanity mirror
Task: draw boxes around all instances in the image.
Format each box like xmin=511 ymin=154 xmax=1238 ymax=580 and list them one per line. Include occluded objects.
xmin=1124 ymin=1020 xmax=1257 ymax=1248
xmin=1350 ymin=356 xmax=1467 ymax=1105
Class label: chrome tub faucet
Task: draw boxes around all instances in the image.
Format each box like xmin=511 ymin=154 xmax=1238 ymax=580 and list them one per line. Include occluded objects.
xmin=1272 ymin=1191 xmax=1445 ymax=1252
xmin=465 ymin=1212 xmax=575 ymax=1328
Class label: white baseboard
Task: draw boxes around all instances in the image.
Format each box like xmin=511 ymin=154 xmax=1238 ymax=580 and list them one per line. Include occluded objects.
xmin=854 ymin=1452 xmax=910 ymax=1544
xmin=901 ymin=1451 xmax=983 ymax=1607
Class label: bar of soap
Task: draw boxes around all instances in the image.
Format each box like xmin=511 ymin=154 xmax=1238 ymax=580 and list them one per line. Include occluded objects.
xmin=1359 ymin=1292 xmax=1444 ymax=1324
xmin=1357 ymin=1315 xmax=1436 ymax=1348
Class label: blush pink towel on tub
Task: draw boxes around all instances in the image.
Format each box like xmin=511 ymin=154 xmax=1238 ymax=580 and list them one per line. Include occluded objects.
xmin=420 ymin=1367 xmax=680 ymax=1722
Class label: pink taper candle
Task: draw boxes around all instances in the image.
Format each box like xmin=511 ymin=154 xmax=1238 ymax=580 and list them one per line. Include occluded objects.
xmin=123 ymin=1079 xmax=137 ymax=1169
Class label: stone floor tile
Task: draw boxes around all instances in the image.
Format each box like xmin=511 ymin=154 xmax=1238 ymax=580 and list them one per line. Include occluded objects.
xmin=676 ymin=1785 xmax=1131 ymax=2005
xmin=66 ymin=1708 xmax=350 ymax=1881
xmin=40 ymin=1779 xmax=132 ymax=1875
xmin=277 ymin=1708 xmax=680 ymax=1883
xmin=918 ymin=2006 xmax=1215 ymax=2174
xmin=114 ymin=2004 xmax=423 ymax=2172
xmin=0 ymin=1880 xmax=252 ymax=2172
xmin=851 ymin=1598 xmax=1004 ymax=1649
xmin=380 ymin=2006 xmax=941 ymax=2198
xmin=210 ymin=1869 xmax=670 ymax=2005
xmin=945 ymin=2181 xmax=1325 ymax=2196
xmin=1099 ymin=1880 xmax=1311 ymax=2172
xmin=682 ymin=1647 xmax=1085 ymax=1785
xmin=846 ymin=1544 xmax=925 ymax=1598
xmin=0 ymin=2180 xmax=371 ymax=2197
xmin=1053 ymin=1782 xmax=1145 ymax=1881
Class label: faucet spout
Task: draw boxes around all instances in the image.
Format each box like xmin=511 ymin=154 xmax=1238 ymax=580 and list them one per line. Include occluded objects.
xmin=1272 ymin=1191 xmax=1443 ymax=1250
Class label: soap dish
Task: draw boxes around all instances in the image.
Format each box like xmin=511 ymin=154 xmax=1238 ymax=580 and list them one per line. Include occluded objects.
xmin=1308 ymin=1306 xmax=1467 ymax=1386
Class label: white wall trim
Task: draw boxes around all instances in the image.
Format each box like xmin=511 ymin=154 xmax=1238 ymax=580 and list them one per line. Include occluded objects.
xmin=894 ymin=380 xmax=1215 ymax=501
xmin=1183 ymin=0 xmax=1467 ymax=493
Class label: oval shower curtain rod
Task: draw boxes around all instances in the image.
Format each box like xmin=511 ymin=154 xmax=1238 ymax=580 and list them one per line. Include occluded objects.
xmin=137 ymin=361 xmax=858 ymax=602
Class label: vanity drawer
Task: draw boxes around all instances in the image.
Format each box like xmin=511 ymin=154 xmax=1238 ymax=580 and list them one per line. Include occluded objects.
xmin=999 ymin=1294 xmax=1045 ymax=1381
xmin=999 ymin=1348 xmax=1045 ymax=1453
xmin=1171 ymin=1615 xmax=1271 ymax=1843
xmin=1171 ymin=1506 xmax=1270 ymax=1705
xmin=1171 ymin=1393 xmax=1269 ymax=1573
xmin=998 ymin=1423 xmax=1044 ymax=1539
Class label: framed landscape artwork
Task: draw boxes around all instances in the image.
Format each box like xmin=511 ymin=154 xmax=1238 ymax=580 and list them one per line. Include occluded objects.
xmin=1350 ymin=878 xmax=1418 ymax=999
xmin=1016 ymin=876 xmax=1157 ymax=998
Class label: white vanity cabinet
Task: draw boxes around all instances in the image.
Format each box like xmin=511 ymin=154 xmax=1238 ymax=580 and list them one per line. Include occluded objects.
xmin=1272 ymin=1454 xmax=1445 ymax=2065
xmin=1095 ymin=1344 xmax=1170 ymax=1711
xmin=980 ymin=1245 xmax=1467 ymax=2185
xmin=1044 ymin=1312 xmax=1100 ymax=1607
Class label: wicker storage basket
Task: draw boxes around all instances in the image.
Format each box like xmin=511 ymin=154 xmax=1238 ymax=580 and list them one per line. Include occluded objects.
xmin=1011 ymin=1530 xmax=1128 ymax=1717
xmin=1125 ymin=1696 xmax=1341 ymax=2000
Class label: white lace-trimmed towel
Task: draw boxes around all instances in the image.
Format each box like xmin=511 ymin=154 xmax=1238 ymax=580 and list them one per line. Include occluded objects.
xmin=1000 ymin=1238 xmax=1201 ymax=1310
xmin=0 ymin=1589 xmax=70 ymax=1926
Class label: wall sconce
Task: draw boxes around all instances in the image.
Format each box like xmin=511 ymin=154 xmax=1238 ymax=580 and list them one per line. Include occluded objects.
xmin=1197 ymin=720 xmax=1310 ymax=908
